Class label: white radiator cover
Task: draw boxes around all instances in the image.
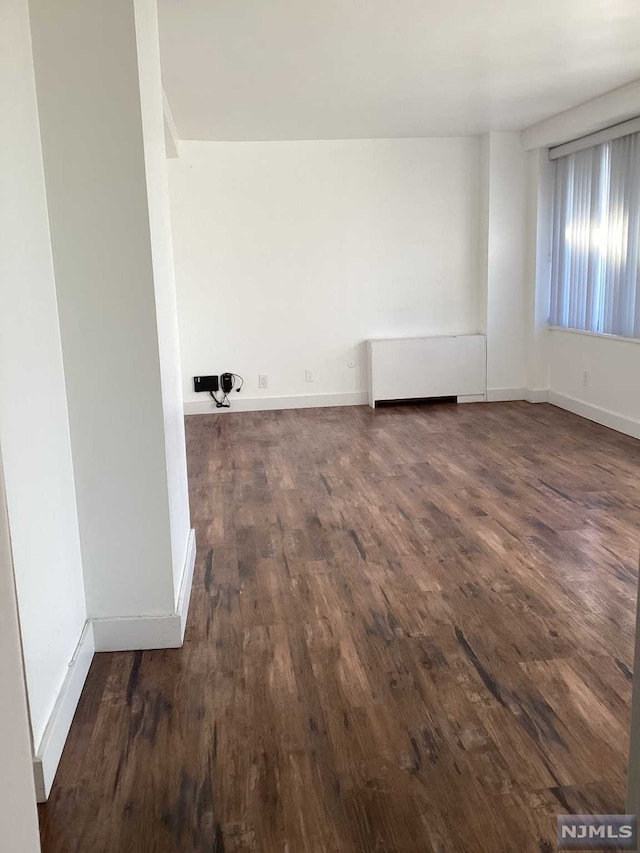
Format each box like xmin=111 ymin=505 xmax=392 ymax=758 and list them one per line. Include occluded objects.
xmin=366 ymin=334 xmax=487 ymax=408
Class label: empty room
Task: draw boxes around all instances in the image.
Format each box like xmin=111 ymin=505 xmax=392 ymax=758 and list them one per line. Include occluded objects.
xmin=3 ymin=0 xmax=640 ymax=851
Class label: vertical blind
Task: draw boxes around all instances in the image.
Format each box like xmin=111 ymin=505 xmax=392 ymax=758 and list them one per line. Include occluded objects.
xmin=550 ymin=130 xmax=640 ymax=338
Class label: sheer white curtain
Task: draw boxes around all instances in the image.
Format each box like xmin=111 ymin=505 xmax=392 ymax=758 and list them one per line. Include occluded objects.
xmin=550 ymin=130 xmax=640 ymax=338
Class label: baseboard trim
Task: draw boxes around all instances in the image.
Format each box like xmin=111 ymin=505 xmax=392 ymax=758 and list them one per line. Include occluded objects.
xmin=458 ymin=393 xmax=486 ymax=404
xmin=183 ymin=389 xmax=557 ymax=413
xmin=487 ymin=387 xmax=527 ymax=402
xmin=526 ymin=388 xmax=549 ymax=403
xmin=92 ymin=528 xmax=196 ymax=652
xmin=92 ymin=612 xmax=182 ymax=652
xmin=486 ymin=388 xmax=549 ymax=403
xmin=33 ymin=620 xmax=95 ymax=802
xmin=548 ymin=391 xmax=640 ymax=440
xmin=177 ymin=528 xmax=196 ymax=641
xmin=184 ymin=391 xmax=368 ymax=415
xmin=33 ymin=531 xmax=197 ymax=800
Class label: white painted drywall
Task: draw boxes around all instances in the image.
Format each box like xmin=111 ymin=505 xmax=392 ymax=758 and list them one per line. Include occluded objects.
xmin=548 ymin=329 xmax=640 ymax=436
xmin=134 ymin=0 xmax=192 ymax=601
xmin=163 ymin=89 xmax=180 ymax=160
xmin=0 ymin=457 xmax=41 ymax=853
xmin=170 ymin=138 xmax=483 ymax=406
xmin=159 ymin=0 xmax=640 ymax=141
xmin=524 ymin=148 xmax=553 ymax=394
xmin=482 ymin=133 xmax=530 ymax=396
xmin=0 ymin=0 xmax=87 ymax=749
xmin=524 ymin=79 xmax=640 ymax=433
xmin=29 ymin=0 xmax=177 ymax=618
xmin=523 ymin=77 xmax=640 ymax=150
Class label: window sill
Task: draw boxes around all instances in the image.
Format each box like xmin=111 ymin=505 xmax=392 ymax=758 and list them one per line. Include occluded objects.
xmin=549 ymin=326 xmax=640 ymax=346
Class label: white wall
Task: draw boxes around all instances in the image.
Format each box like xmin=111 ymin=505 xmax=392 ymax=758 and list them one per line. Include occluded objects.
xmin=523 ymin=77 xmax=640 ymax=150
xmin=524 ymin=148 xmax=553 ymax=395
xmin=134 ymin=0 xmax=191 ymax=599
xmin=0 ymin=457 xmax=41 ymax=853
xmin=548 ymin=330 xmax=640 ymax=439
xmin=29 ymin=0 xmax=182 ymax=619
xmin=0 ymin=0 xmax=87 ymax=749
xmin=525 ymin=80 xmax=640 ymax=437
xmin=482 ymin=132 xmax=530 ymax=397
xmin=170 ymin=138 xmax=483 ymax=408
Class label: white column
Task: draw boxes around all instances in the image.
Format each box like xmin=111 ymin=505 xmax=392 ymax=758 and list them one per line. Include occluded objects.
xmin=134 ymin=0 xmax=193 ymax=602
xmin=29 ymin=0 xmax=194 ymax=650
xmin=481 ymin=132 xmax=531 ymax=401
xmin=524 ymin=148 xmax=553 ymax=398
xmin=0 ymin=0 xmax=88 ymax=773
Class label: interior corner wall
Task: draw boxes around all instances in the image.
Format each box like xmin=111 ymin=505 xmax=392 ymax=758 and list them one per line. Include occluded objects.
xmin=0 ymin=457 xmax=41 ymax=853
xmin=134 ymin=0 xmax=191 ymax=601
xmin=0 ymin=0 xmax=87 ymax=749
xmin=477 ymin=135 xmax=491 ymax=337
xmin=525 ymin=148 xmax=553 ymax=394
xmin=548 ymin=331 xmax=640 ymax=438
xmin=482 ymin=132 xmax=530 ymax=398
xmin=29 ymin=0 xmax=176 ymax=619
xmin=169 ymin=137 xmax=483 ymax=409
xmin=524 ymin=83 xmax=640 ymax=438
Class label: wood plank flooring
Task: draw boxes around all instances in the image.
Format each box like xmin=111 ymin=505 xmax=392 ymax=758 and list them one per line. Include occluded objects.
xmin=39 ymin=402 xmax=640 ymax=852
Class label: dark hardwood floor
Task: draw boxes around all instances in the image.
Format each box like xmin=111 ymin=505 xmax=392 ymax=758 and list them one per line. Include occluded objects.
xmin=39 ymin=402 xmax=640 ymax=852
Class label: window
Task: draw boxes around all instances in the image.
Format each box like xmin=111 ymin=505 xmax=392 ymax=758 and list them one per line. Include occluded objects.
xmin=550 ymin=130 xmax=640 ymax=338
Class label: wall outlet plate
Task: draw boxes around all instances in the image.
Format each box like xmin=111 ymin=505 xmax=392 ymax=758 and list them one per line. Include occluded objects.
xmin=259 ymin=375 xmax=268 ymax=389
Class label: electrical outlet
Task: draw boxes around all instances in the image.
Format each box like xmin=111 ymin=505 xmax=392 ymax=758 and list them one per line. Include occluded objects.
xmin=258 ymin=374 xmax=268 ymax=389
xmin=305 ymin=369 xmax=313 ymax=383
xmin=582 ymin=370 xmax=590 ymax=388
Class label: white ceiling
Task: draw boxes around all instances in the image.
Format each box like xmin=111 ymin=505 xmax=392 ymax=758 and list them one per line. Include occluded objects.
xmin=158 ymin=0 xmax=640 ymax=141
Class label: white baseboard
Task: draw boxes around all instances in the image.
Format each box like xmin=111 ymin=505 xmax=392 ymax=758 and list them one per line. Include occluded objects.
xmin=33 ymin=620 xmax=95 ymax=802
xmin=184 ymin=391 xmax=367 ymax=415
xmin=92 ymin=528 xmax=196 ymax=652
xmin=486 ymin=388 xmax=549 ymax=403
xmin=487 ymin=387 xmax=527 ymax=402
xmin=548 ymin=391 xmax=640 ymax=440
xmin=177 ymin=528 xmax=196 ymax=641
xmin=92 ymin=612 xmax=182 ymax=651
xmin=33 ymin=531 xmax=197 ymax=800
xmin=526 ymin=388 xmax=549 ymax=403
xmin=458 ymin=393 xmax=486 ymax=403
xmin=185 ymin=389 xmax=556 ymax=413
